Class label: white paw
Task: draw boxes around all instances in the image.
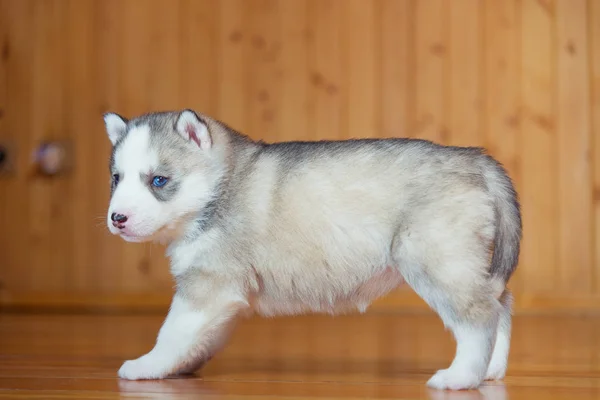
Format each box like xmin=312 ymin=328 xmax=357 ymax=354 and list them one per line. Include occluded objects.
xmin=118 ymin=356 xmax=168 ymax=380
xmin=427 ymin=368 xmax=483 ymax=390
xmin=484 ymin=362 xmax=506 ymax=381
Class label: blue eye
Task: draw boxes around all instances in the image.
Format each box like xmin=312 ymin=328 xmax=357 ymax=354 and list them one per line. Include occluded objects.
xmin=151 ymin=176 xmax=168 ymax=187
xmin=112 ymin=174 xmax=120 ymax=185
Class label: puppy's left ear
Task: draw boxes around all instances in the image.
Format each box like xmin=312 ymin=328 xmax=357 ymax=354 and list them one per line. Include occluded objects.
xmin=175 ymin=110 xmax=211 ymax=150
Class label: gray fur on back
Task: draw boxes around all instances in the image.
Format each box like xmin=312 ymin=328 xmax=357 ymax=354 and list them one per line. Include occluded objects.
xmin=195 ymin=121 xmax=521 ymax=287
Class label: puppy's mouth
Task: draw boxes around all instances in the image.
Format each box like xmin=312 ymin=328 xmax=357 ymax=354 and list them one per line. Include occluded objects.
xmin=107 ymin=225 xmax=153 ymax=243
xmin=119 ymin=233 xmax=151 ymax=243
xmin=119 ymin=225 xmax=180 ymax=244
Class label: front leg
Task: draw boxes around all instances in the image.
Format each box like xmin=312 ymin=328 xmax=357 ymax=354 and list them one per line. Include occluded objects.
xmin=118 ymin=292 xmax=246 ymax=380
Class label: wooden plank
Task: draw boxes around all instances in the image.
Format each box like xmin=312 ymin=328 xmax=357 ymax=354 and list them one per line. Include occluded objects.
xmin=6 ymin=289 xmax=600 ymax=314
xmin=309 ymin=0 xmax=342 ymax=140
xmin=65 ymin=0 xmax=95 ymax=291
xmin=483 ymin=1 xmax=522 ymax=290
xmin=91 ymin=0 xmax=122 ymax=292
xmin=217 ymin=0 xmax=247 ymax=130
xmin=0 ymin=0 xmax=5 ymax=128
xmin=343 ymin=0 xmax=379 ymax=139
xmin=556 ymin=0 xmax=592 ymax=293
xmin=48 ymin=1 xmax=74 ymax=294
xmin=4 ymin=313 xmax=600 ymax=398
xmin=591 ymin=0 xmax=600 ymax=294
xmin=279 ymin=0 xmax=309 ymax=141
xmin=29 ymin=0 xmax=69 ymax=291
xmin=413 ymin=0 xmax=447 ymax=142
xmin=0 ymin=0 xmax=8 ymax=295
xmin=520 ymin=0 xmax=557 ymax=293
xmin=448 ymin=0 xmax=481 ymax=146
xmin=0 ymin=292 xmax=172 ymax=313
xmin=244 ymin=0 xmax=280 ymax=142
xmin=380 ymin=0 xmax=410 ymax=139
xmin=148 ymin=1 xmax=182 ymax=111
xmin=180 ymin=0 xmax=219 ymax=115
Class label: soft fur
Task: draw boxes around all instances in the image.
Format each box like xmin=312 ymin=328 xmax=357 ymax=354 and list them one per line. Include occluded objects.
xmin=104 ymin=109 xmax=522 ymax=390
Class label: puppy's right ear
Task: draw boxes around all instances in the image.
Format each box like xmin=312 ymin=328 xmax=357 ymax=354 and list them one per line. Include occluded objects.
xmin=103 ymin=113 xmax=128 ymax=145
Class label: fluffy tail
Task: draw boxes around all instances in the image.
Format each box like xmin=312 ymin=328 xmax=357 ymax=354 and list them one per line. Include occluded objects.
xmin=482 ymin=157 xmax=522 ymax=284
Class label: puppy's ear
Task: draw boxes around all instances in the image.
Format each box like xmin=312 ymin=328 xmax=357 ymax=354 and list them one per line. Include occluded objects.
xmin=175 ymin=110 xmax=211 ymax=150
xmin=103 ymin=113 xmax=128 ymax=145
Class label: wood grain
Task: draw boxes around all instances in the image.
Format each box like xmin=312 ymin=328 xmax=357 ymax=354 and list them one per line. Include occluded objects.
xmin=590 ymin=0 xmax=600 ymax=294
xmin=66 ymin=0 xmax=95 ymax=292
xmin=245 ymin=0 xmax=280 ymax=142
xmin=180 ymin=0 xmax=219 ymax=116
xmin=0 ymin=0 xmax=6 ymax=294
xmin=92 ymin=0 xmax=122 ymax=292
xmin=218 ymin=0 xmax=246 ymax=130
xmin=279 ymin=0 xmax=309 ymax=141
xmin=380 ymin=0 xmax=410 ymax=138
xmin=519 ymin=0 xmax=557 ymax=294
xmin=344 ymin=0 xmax=379 ymax=140
xmin=309 ymin=0 xmax=342 ymax=140
xmin=2 ymin=0 xmax=34 ymax=294
xmin=413 ymin=0 xmax=447 ymax=141
xmin=448 ymin=0 xmax=481 ymax=147
xmin=556 ymin=0 xmax=592 ymax=293
xmin=0 ymin=0 xmax=599 ymax=312
xmin=1 ymin=312 xmax=600 ymax=399
xmin=483 ymin=0 xmax=523 ymax=292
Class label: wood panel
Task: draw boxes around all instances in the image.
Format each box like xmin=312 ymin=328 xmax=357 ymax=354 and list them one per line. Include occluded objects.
xmin=218 ymin=0 xmax=246 ymax=130
xmin=482 ymin=0 xmax=523 ymax=292
xmin=279 ymin=0 xmax=309 ymax=141
xmin=413 ymin=0 xmax=447 ymax=142
xmin=309 ymin=0 xmax=342 ymax=140
xmin=0 ymin=0 xmax=599 ymax=312
xmin=591 ymin=0 xmax=600 ymax=294
xmin=66 ymin=0 xmax=97 ymax=292
xmin=344 ymin=0 xmax=379 ymax=140
xmin=2 ymin=0 xmax=35 ymax=294
xmin=380 ymin=0 xmax=410 ymax=139
xmin=520 ymin=0 xmax=557 ymax=294
xmin=556 ymin=0 xmax=592 ymax=293
xmin=448 ymin=0 xmax=481 ymax=147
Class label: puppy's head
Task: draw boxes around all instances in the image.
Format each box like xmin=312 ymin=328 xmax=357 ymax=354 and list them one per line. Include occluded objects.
xmin=104 ymin=110 xmax=223 ymax=243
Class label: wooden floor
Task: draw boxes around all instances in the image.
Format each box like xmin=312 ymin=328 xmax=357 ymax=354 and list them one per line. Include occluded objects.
xmin=1 ymin=311 xmax=600 ymax=399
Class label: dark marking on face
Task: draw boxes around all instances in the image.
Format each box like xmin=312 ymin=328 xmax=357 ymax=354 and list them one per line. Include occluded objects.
xmin=110 ymin=173 xmax=120 ymax=196
xmin=139 ymin=163 xmax=180 ymax=202
xmin=148 ymin=175 xmax=180 ymax=202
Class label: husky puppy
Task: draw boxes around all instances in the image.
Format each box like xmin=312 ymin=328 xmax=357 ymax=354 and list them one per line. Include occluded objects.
xmin=104 ymin=109 xmax=521 ymax=390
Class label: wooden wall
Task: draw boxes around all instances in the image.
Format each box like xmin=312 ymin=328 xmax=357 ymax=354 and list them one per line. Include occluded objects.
xmin=0 ymin=0 xmax=599 ymax=313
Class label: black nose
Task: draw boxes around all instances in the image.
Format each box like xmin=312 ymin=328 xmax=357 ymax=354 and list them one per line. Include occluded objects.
xmin=111 ymin=213 xmax=128 ymax=223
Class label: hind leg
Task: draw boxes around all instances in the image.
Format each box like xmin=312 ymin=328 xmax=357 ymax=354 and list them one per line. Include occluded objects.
xmin=424 ymin=290 xmax=499 ymax=390
xmin=394 ymin=200 xmax=502 ymax=389
xmin=397 ymin=253 xmax=500 ymax=390
xmin=485 ymin=289 xmax=512 ymax=380
xmin=426 ymin=310 xmax=498 ymax=390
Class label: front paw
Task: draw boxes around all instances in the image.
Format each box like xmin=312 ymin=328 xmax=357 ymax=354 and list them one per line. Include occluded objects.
xmin=118 ymin=356 xmax=168 ymax=380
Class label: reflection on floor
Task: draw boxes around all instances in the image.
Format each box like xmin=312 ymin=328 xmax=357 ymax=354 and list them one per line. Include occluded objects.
xmin=1 ymin=311 xmax=599 ymax=399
